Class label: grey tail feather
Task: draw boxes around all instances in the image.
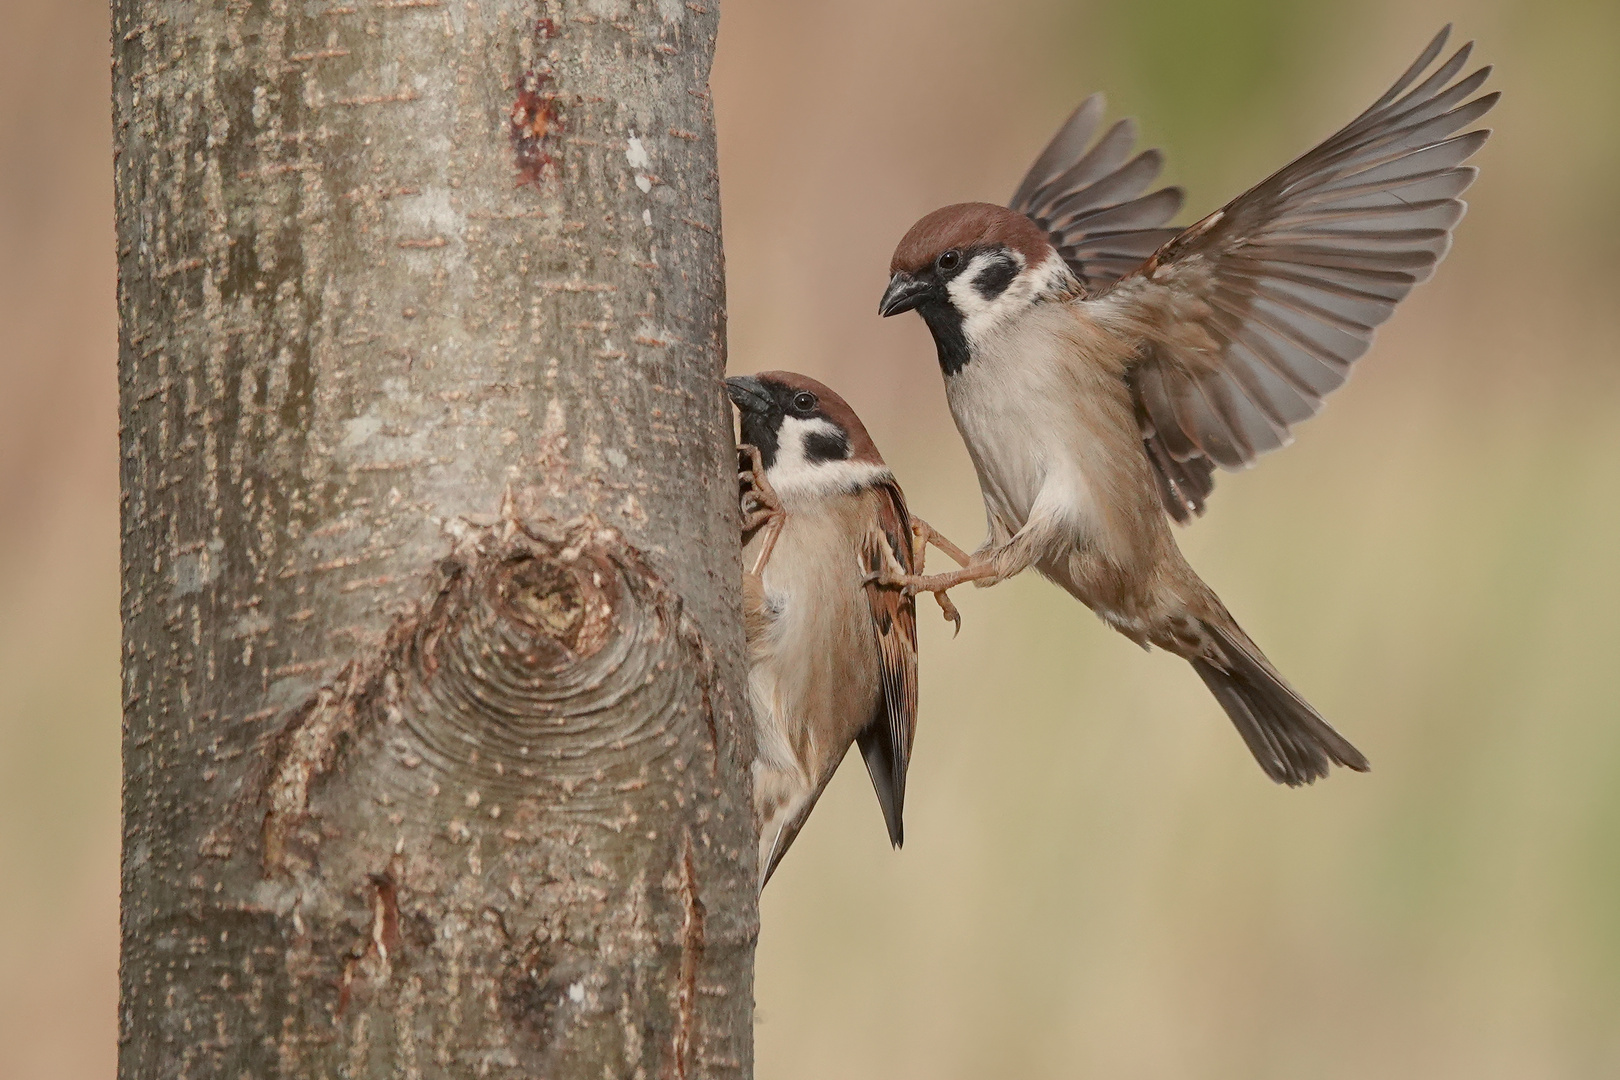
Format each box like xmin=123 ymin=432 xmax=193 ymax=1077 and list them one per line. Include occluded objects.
xmin=856 ymin=720 xmax=905 ymax=848
xmin=1191 ymin=622 xmax=1370 ymax=786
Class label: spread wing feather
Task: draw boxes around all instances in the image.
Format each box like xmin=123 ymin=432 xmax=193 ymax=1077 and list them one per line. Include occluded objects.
xmin=1009 ymin=27 xmax=1495 ymax=521
xmin=1109 ymin=26 xmax=1495 ymax=515
xmin=858 ymin=481 xmax=920 ymax=848
xmin=1010 ymin=94 xmax=1186 ymax=295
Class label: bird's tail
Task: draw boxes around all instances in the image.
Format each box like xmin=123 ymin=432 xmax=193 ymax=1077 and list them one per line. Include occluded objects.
xmin=1189 ymin=619 xmax=1369 ymax=786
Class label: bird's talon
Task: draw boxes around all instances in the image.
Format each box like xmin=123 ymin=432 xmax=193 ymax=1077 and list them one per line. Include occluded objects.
xmin=931 ymin=589 xmax=962 ymax=634
xmin=736 ymin=443 xmax=783 ymax=514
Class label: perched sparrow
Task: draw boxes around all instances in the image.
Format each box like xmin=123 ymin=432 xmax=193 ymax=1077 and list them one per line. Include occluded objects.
xmin=727 ymin=371 xmax=963 ymax=887
xmin=876 ymin=27 xmax=1496 ymax=784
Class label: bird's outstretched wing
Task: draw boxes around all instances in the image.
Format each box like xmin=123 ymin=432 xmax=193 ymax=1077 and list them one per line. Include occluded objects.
xmin=858 ymin=481 xmax=920 ymax=848
xmin=1101 ymin=26 xmax=1496 ymax=520
xmin=1010 ymin=93 xmax=1186 ymax=295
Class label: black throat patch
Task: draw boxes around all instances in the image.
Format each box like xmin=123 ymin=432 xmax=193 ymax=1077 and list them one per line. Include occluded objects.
xmin=917 ymin=299 xmax=970 ymax=377
xmin=738 ymin=411 xmax=780 ymax=470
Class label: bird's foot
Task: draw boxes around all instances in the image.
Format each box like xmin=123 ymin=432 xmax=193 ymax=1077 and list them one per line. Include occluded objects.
xmin=738 ymin=443 xmax=781 ymax=522
xmin=740 ymin=506 xmax=781 ymax=533
xmin=863 ymin=521 xmax=995 ymax=635
xmin=893 ymin=562 xmax=1004 ymax=595
xmin=738 ymin=443 xmax=786 ymax=575
xmin=862 ymin=564 xmax=962 ymax=634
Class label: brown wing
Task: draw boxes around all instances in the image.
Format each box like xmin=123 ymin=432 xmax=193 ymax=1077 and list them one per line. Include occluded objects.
xmin=1009 ymin=93 xmax=1186 ymax=295
xmin=1109 ymin=26 xmax=1496 ymax=520
xmin=857 ymin=480 xmax=920 ymax=847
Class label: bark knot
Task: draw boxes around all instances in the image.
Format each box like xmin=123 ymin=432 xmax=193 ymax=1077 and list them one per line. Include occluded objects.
xmin=253 ymin=514 xmax=728 ymax=874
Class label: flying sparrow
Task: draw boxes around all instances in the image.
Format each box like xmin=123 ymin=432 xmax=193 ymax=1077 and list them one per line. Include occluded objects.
xmin=728 ymin=372 xmax=966 ymax=886
xmin=876 ymin=27 xmax=1496 ymax=784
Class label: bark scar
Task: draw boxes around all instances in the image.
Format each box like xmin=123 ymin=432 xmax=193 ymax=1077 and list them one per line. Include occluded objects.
xmin=336 ymin=867 xmax=403 ymax=1018
xmin=368 ymin=868 xmax=403 ymax=963
xmin=510 ymin=69 xmax=563 ymax=188
xmin=672 ymin=830 xmax=706 ymax=1080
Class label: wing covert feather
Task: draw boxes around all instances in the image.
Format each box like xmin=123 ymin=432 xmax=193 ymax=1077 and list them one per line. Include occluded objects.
xmin=1107 ymin=26 xmax=1494 ymax=512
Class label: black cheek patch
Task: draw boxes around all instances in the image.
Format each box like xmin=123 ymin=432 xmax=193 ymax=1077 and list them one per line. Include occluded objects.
xmin=974 ymin=254 xmax=1019 ymax=301
xmin=803 ymin=428 xmax=850 ymax=464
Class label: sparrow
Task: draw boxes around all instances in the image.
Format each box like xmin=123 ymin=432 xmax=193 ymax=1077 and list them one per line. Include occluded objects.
xmin=875 ymin=26 xmax=1496 ymax=785
xmin=727 ymin=371 xmax=965 ymax=887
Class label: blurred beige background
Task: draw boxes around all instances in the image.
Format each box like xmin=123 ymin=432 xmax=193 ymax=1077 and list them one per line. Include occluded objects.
xmin=4 ymin=0 xmax=1618 ymax=1077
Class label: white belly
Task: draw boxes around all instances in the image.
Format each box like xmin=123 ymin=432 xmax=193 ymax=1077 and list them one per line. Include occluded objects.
xmin=943 ymin=307 xmax=1117 ymax=548
xmin=947 ymin=363 xmax=1045 ymax=531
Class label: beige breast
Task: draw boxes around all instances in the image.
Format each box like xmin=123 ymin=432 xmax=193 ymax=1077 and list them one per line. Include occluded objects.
xmin=742 ymin=490 xmax=884 ymax=790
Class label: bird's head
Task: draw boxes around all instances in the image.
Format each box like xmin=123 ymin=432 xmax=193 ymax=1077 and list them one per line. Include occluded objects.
xmin=725 ymin=371 xmax=891 ymax=502
xmin=880 ymin=202 xmax=1075 ymax=375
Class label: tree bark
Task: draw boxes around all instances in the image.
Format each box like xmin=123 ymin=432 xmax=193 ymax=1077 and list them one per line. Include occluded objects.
xmin=113 ymin=1 xmax=755 ymax=1077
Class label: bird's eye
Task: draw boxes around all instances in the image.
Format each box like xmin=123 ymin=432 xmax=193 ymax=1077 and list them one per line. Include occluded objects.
xmin=936 ymin=249 xmax=961 ymax=273
xmin=791 ymin=392 xmax=817 ymax=413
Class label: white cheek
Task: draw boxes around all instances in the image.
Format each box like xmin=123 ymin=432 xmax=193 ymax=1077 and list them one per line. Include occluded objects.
xmin=947 ymin=249 xmax=1056 ymax=345
xmin=767 ymin=416 xmax=888 ymax=503
xmin=945 ymin=274 xmax=997 ymax=339
xmin=1026 ymin=250 xmax=1075 ymax=299
xmin=953 ymin=249 xmax=1077 ymax=346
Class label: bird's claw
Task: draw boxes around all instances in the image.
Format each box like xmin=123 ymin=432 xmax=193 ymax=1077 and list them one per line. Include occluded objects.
xmin=737 ymin=444 xmax=781 ymax=518
xmin=863 ymin=563 xmax=964 ymax=634
xmin=737 ymin=443 xmax=786 ymax=575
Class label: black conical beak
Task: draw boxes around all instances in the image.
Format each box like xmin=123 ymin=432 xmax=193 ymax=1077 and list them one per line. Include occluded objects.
xmin=878 ymin=272 xmax=930 ymax=317
xmin=724 ymin=375 xmax=772 ymax=415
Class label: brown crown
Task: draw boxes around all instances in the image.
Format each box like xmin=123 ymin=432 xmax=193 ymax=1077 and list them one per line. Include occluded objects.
xmin=889 ymin=202 xmax=1054 ymax=274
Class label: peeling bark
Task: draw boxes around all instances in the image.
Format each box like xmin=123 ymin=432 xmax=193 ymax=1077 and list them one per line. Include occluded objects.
xmin=113 ymin=1 xmax=755 ymax=1076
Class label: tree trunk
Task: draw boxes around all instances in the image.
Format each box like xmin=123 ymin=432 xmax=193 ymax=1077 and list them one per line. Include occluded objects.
xmin=113 ymin=1 xmax=755 ymax=1076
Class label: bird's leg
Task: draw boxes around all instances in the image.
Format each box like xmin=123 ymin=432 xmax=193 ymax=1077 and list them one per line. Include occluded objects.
xmin=748 ymin=515 xmax=785 ymax=578
xmin=738 ymin=443 xmax=785 ymax=576
xmin=907 ymin=494 xmax=1065 ymax=594
xmin=874 ymin=529 xmax=962 ymax=632
xmin=909 ymin=516 xmax=974 ymax=569
xmin=857 ymin=518 xmax=966 ymax=632
xmin=868 ymin=514 xmax=1006 ymax=595
xmin=896 ymin=561 xmax=1005 ymax=595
